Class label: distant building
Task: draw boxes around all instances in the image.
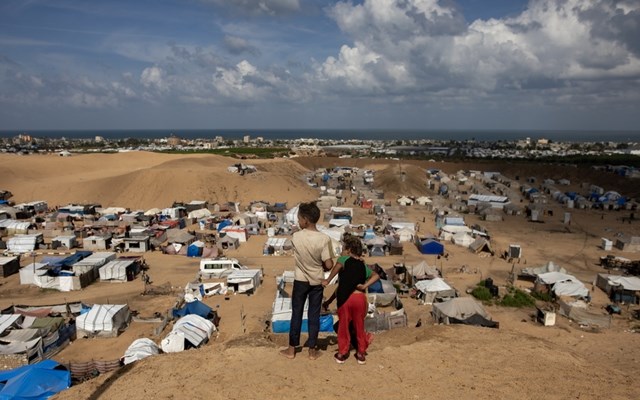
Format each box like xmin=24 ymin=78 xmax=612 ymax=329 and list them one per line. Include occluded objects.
xmin=167 ymin=135 xmax=181 ymax=147
xmin=243 ymin=135 xmax=250 ymax=144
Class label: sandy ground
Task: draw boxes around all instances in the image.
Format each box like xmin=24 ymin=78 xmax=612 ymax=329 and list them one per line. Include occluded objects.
xmin=0 ymin=151 xmax=639 ymax=400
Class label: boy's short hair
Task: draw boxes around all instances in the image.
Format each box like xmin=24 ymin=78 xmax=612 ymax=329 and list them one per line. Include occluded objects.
xmin=298 ymin=202 xmax=321 ymax=224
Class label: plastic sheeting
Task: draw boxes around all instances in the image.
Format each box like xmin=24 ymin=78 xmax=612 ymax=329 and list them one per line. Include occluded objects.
xmin=161 ymin=314 xmax=215 ymax=353
xmin=122 ymin=338 xmax=160 ymax=365
xmin=0 ymin=360 xmax=70 ymax=400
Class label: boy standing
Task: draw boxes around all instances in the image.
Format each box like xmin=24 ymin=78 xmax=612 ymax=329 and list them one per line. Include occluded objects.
xmin=280 ymin=202 xmax=334 ymax=360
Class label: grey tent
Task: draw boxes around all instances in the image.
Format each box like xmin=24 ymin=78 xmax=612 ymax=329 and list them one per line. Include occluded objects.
xmin=217 ymin=235 xmax=240 ymax=251
xmin=469 ymin=237 xmax=494 ymax=255
xmin=432 ymin=297 xmax=498 ymax=328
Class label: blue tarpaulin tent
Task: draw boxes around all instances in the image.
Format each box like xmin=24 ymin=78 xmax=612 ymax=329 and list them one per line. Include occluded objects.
xmin=172 ymin=300 xmax=213 ymax=319
xmin=417 ymin=239 xmax=444 ymax=255
xmin=0 ymin=360 xmax=70 ymax=400
xmin=216 ymin=219 xmax=232 ymax=231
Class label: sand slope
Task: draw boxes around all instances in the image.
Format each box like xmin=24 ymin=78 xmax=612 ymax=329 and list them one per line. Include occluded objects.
xmin=0 ymin=152 xmax=639 ymax=400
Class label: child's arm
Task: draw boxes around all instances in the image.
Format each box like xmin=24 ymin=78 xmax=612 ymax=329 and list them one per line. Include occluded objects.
xmin=323 ymin=287 xmax=338 ymax=310
xmin=357 ymin=271 xmax=380 ymax=292
xmin=322 ymin=261 xmax=343 ymax=287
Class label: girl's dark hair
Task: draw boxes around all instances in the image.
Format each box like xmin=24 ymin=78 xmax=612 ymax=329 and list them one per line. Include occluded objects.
xmin=298 ymin=202 xmax=320 ymax=223
xmin=343 ymin=235 xmax=364 ymax=257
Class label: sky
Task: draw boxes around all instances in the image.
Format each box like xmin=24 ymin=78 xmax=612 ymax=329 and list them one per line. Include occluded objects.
xmin=0 ymin=0 xmax=639 ymax=132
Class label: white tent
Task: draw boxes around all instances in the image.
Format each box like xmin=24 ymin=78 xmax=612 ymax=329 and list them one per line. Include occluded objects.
xmin=439 ymin=225 xmax=471 ymax=241
xmin=285 ymin=205 xmax=299 ymax=226
xmin=122 ymin=338 xmax=160 ymax=365
xmin=188 ymin=208 xmax=211 ymax=219
xmin=161 ymin=314 xmax=216 ymax=353
xmin=451 ymin=232 xmax=474 ymax=247
xmin=415 ymin=278 xmax=456 ymax=304
xmin=76 ymin=304 xmax=130 ymax=338
xmin=99 ymin=259 xmax=136 ymax=282
xmin=144 ymin=207 xmax=162 ymax=216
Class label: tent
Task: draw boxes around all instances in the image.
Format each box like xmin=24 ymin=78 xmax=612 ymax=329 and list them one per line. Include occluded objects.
xmin=217 ymin=235 xmax=240 ymax=251
xmin=415 ymin=278 xmax=457 ymax=304
xmin=469 ymin=238 xmax=494 ymax=255
xmin=409 ymin=261 xmax=440 ymax=279
xmin=76 ymin=304 xmax=130 ymax=338
xmin=122 ymin=338 xmax=160 ymax=365
xmin=161 ymin=314 xmax=216 ymax=353
xmin=416 ymin=239 xmax=444 ymax=255
xmin=535 ymin=272 xmax=588 ymax=299
xmin=432 ymin=297 xmax=498 ymax=328
xmin=451 ymin=232 xmax=474 ymax=247
xmin=596 ymin=274 xmax=640 ymax=303
xmin=172 ymin=300 xmax=214 ymax=320
xmin=187 ymin=241 xmax=205 ymax=257
xmin=271 ymin=273 xmax=333 ymax=334
xmin=0 ymin=360 xmax=70 ymax=400
xmin=99 ymin=259 xmax=139 ymax=282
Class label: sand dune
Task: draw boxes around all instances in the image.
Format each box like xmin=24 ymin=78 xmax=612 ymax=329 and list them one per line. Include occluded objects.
xmin=1 ymin=152 xmax=318 ymax=209
xmin=0 ymin=152 xmax=639 ymax=400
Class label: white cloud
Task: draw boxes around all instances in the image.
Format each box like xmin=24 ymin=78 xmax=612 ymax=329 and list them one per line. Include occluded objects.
xmin=204 ymin=0 xmax=300 ymax=16
xmin=320 ymin=0 xmax=640 ymax=106
xmin=140 ymin=66 xmax=165 ymax=89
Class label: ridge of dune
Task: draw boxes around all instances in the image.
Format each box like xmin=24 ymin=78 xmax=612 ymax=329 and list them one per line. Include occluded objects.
xmin=0 ymin=152 xmax=318 ymax=209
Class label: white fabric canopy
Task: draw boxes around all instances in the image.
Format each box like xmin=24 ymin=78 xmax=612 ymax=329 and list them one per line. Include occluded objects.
xmin=606 ymin=275 xmax=640 ymax=291
xmin=537 ymin=271 xmax=576 ymax=285
xmin=415 ymin=278 xmax=452 ymax=293
xmin=123 ymin=338 xmax=160 ymax=365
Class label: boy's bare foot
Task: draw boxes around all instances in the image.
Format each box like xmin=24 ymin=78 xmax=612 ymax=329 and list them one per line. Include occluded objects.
xmin=308 ymin=348 xmax=321 ymax=360
xmin=279 ymin=346 xmax=296 ymax=359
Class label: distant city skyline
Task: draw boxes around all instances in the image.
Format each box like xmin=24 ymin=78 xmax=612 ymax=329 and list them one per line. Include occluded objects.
xmin=1 ymin=0 xmax=639 ymax=132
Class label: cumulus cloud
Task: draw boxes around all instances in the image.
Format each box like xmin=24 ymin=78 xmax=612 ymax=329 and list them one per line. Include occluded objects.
xmin=319 ymin=0 xmax=640 ymax=107
xmin=203 ymin=0 xmax=300 ymax=16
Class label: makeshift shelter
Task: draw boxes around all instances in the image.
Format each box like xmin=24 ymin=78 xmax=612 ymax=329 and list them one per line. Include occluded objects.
xmin=226 ymin=269 xmax=262 ymax=294
xmin=6 ymin=234 xmax=42 ymax=254
xmin=187 ymin=240 xmax=205 ymax=257
xmin=432 ymin=297 xmax=498 ymax=328
xmin=99 ymin=259 xmax=140 ymax=282
xmin=439 ymin=225 xmax=472 ymax=241
xmin=366 ymin=279 xmax=398 ymax=306
xmin=519 ymin=261 xmax=567 ymax=282
xmin=416 ymin=239 xmax=444 ymax=255
xmin=217 ymin=235 xmax=240 ymax=251
xmin=409 ymin=261 xmax=440 ymax=280
xmin=172 ymin=300 xmax=215 ymax=320
xmin=220 ymin=226 xmax=247 ymax=242
xmin=469 ymin=238 xmax=494 ymax=255
xmin=415 ymin=278 xmax=457 ymax=304
xmin=535 ymin=272 xmax=588 ymax=299
xmin=0 ymin=256 xmax=20 ymax=278
xmin=122 ymin=338 xmax=160 ymax=365
xmin=161 ymin=314 xmax=216 ymax=353
xmin=595 ymin=274 xmax=640 ymax=303
xmin=76 ymin=304 xmax=131 ymax=338
xmin=0 ymin=360 xmax=70 ymax=399
xmin=451 ymin=232 xmax=474 ymax=247
xmin=271 ymin=273 xmax=333 ymax=334
xmin=557 ymin=298 xmax=611 ymax=328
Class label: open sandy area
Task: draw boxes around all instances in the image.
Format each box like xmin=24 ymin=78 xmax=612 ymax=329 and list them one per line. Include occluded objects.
xmin=1 ymin=151 xmax=639 ymax=400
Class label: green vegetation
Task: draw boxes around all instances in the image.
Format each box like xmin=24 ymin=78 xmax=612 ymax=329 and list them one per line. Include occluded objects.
xmin=471 ymin=281 xmax=493 ymax=302
xmin=499 ymin=287 xmax=536 ymax=308
xmin=530 ymin=290 xmax=553 ymax=302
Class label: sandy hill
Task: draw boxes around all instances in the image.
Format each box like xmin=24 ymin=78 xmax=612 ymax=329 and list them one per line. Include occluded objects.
xmin=0 ymin=152 xmax=318 ymax=209
xmin=0 ymin=153 xmax=638 ymax=400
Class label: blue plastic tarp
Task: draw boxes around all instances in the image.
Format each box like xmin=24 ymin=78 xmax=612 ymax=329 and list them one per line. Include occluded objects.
xmin=216 ymin=219 xmax=232 ymax=231
xmin=418 ymin=239 xmax=444 ymax=255
xmin=272 ymin=314 xmax=334 ymax=334
xmin=0 ymin=360 xmax=70 ymax=400
xmin=172 ymin=300 xmax=213 ymax=319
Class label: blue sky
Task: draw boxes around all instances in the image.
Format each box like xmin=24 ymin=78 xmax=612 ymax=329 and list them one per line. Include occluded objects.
xmin=1 ymin=0 xmax=639 ymax=132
